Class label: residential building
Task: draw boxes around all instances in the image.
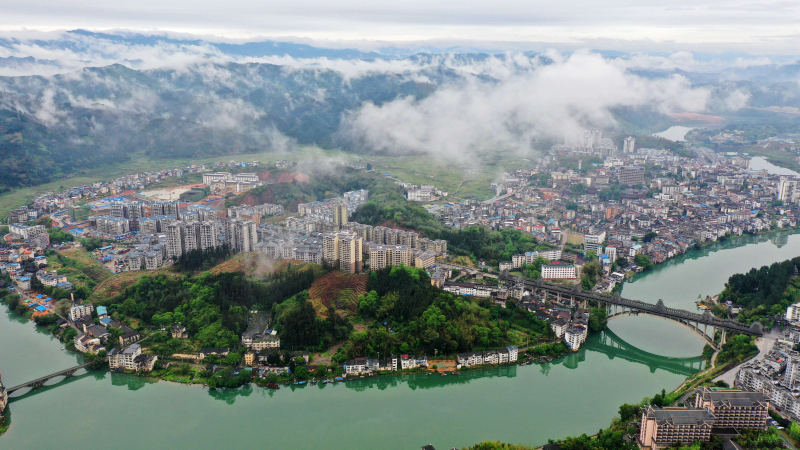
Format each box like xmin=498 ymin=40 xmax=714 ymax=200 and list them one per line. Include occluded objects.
xmin=787 ymin=303 xmax=800 ymax=322
xmin=619 ymin=165 xmax=645 ymax=186
xmin=368 ymin=244 xmax=413 ymax=270
xmin=623 ymin=136 xmax=636 ymax=154
xmin=693 ymin=388 xmax=768 ymax=430
xmin=69 ymin=303 xmax=94 ymax=321
xmin=639 ymin=406 xmax=714 ymax=449
xmin=332 ymin=202 xmax=348 ymax=229
xmin=108 ymin=344 xmax=157 ymax=372
xmin=551 ymin=318 xmax=569 ymax=338
xmin=541 ymin=263 xmax=577 ymax=280
xmin=565 ymin=324 xmax=588 ymax=350
xmin=323 ymin=230 xmax=363 ymax=273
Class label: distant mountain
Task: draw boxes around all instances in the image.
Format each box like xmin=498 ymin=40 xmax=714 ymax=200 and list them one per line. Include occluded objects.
xmin=0 ymin=30 xmax=798 ymax=193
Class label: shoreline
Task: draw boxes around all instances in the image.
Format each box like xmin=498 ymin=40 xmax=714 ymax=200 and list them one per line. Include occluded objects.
xmin=621 ymin=226 xmax=800 ymax=289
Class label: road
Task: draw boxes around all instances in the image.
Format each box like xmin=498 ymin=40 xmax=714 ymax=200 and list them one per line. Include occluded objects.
xmin=713 ymin=327 xmax=779 ymax=386
xmin=437 ymin=263 xmax=498 ymax=279
xmin=480 ymin=191 xmax=514 ymax=205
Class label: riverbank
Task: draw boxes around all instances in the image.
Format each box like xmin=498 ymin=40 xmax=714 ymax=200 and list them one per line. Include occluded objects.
xmin=623 ymin=227 xmax=800 ymax=285
xmin=18 ymin=230 xmax=800 ymax=447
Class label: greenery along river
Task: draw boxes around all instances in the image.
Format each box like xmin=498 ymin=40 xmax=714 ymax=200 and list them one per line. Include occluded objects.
xmin=2 ymin=231 xmax=799 ymax=449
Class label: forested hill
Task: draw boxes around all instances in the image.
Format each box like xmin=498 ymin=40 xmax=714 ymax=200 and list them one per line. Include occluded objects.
xmin=0 ymin=62 xmax=439 ymax=192
xmin=719 ymin=256 xmax=800 ymax=324
xmin=3 ymin=31 xmax=800 ymax=193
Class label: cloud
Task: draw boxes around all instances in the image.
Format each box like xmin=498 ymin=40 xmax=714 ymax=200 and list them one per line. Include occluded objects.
xmin=721 ymin=89 xmax=751 ymax=110
xmin=342 ymin=52 xmax=711 ymax=159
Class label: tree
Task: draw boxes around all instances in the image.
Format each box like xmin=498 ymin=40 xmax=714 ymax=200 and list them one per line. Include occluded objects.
xmin=293 ymin=365 xmax=309 ymax=380
xmin=618 ymin=403 xmax=639 ymax=422
xmin=224 ymin=352 xmax=242 ymax=366
xmin=47 ymin=228 xmax=74 ymax=244
xmin=634 ymin=254 xmax=653 ymax=270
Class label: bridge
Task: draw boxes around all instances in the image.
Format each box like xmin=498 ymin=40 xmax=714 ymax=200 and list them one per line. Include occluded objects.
xmin=500 ymin=273 xmax=763 ymax=349
xmin=5 ymin=363 xmax=92 ymax=396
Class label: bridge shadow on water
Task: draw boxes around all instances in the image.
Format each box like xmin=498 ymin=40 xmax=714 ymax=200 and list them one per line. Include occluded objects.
xmin=578 ymin=328 xmax=706 ymax=376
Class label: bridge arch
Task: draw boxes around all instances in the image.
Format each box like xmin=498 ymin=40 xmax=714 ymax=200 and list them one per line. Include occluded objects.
xmin=607 ymin=310 xmax=720 ymax=349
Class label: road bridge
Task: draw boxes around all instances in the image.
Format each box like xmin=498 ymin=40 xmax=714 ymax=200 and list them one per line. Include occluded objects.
xmin=5 ymin=363 xmax=92 ymax=396
xmin=500 ymin=273 xmax=762 ymax=350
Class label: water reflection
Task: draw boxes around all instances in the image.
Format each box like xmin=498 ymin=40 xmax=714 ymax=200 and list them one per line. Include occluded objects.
xmin=771 ymin=233 xmax=789 ymax=248
xmin=343 ymin=365 xmax=518 ymax=392
xmin=583 ymin=329 xmax=705 ymax=377
xmin=110 ymin=372 xmax=158 ymax=391
xmin=208 ymin=384 xmax=254 ymax=404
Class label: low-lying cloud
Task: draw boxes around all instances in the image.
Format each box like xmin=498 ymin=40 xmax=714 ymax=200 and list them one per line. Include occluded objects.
xmin=343 ymin=52 xmax=712 ymax=159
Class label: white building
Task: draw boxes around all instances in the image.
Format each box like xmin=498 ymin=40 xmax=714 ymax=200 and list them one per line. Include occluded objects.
xmin=541 ymin=263 xmax=577 ymax=280
xmin=69 ymin=304 xmax=94 ymax=321
xmin=108 ymin=344 xmax=157 ymax=372
xmin=551 ymin=318 xmax=569 ymax=338
xmin=565 ymin=324 xmax=588 ymax=351
xmin=623 ymin=136 xmax=636 ymax=154
xmin=787 ymin=303 xmax=800 ymax=323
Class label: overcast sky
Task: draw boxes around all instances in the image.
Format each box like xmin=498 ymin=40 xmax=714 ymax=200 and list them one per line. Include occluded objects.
xmin=0 ymin=0 xmax=799 ymax=53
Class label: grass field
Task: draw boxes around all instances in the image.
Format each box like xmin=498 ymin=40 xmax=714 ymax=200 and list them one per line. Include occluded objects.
xmin=88 ymin=269 xmax=177 ymax=303
xmin=49 ymin=247 xmax=113 ymax=292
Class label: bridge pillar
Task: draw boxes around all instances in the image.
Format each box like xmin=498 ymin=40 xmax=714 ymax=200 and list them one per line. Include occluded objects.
xmin=720 ymin=330 xmax=727 ymax=346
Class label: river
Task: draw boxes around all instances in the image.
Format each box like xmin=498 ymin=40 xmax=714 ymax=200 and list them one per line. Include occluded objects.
xmin=653 ymin=126 xmax=695 ymax=141
xmin=749 ymin=156 xmax=800 ymax=177
xmin=2 ymin=232 xmax=799 ymax=449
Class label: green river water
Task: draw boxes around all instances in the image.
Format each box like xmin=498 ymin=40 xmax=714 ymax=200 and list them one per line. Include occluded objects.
xmin=2 ymin=231 xmax=799 ymax=449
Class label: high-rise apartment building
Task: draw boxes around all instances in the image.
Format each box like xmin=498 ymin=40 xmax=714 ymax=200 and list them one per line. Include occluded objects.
xmin=332 ymin=202 xmax=348 ymax=229
xmin=623 ymin=136 xmax=636 ymax=153
xmin=323 ymin=231 xmax=363 ymax=273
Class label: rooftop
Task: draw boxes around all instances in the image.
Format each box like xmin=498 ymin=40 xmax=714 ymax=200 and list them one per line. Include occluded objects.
xmin=645 ymin=406 xmax=715 ymax=425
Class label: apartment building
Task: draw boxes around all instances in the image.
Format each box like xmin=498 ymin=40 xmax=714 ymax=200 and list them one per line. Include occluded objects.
xmin=368 ymin=244 xmax=413 ymax=270
xmin=639 ymin=406 xmax=715 ymax=449
xmin=693 ymin=388 xmax=768 ymax=430
xmin=323 ymin=230 xmax=363 ymax=273
xmin=541 ymin=263 xmax=577 ymax=280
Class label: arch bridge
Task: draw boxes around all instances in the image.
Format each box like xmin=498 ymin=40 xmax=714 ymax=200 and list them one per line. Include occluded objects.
xmin=4 ymin=363 xmax=92 ymax=397
xmin=501 ymin=274 xmax=762 ymax=350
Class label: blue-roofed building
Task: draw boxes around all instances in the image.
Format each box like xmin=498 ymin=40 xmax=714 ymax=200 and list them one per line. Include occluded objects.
xmin=35 ymin=306 xmax=47 ymax=312
xmin=36 ymin=294 xmax=43 ymax=299
xmin=97 ymin=306 xmax=108 ymax=317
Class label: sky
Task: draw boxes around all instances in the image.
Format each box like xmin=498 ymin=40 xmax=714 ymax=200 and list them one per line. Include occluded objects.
xmin=0 ymin=0 xmax=799 ymax=53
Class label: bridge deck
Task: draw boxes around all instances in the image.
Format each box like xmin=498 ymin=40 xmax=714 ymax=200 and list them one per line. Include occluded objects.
xmin=503 ymin=275 xmax=761 ymax=336
xmin=7 ymin=362 xmax=92 ymax=394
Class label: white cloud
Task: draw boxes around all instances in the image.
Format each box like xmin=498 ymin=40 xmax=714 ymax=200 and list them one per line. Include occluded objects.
xmin=343 ymin=52 xmax=711 ymax=159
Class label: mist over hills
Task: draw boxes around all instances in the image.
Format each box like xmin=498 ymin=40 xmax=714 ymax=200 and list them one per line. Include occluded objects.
xmin=0 ymin=30 xmax=799 ymax=192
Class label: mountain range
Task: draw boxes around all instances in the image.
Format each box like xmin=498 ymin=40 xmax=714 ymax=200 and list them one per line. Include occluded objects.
xmin=0 ymin=30 xmax=799 ymax=192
